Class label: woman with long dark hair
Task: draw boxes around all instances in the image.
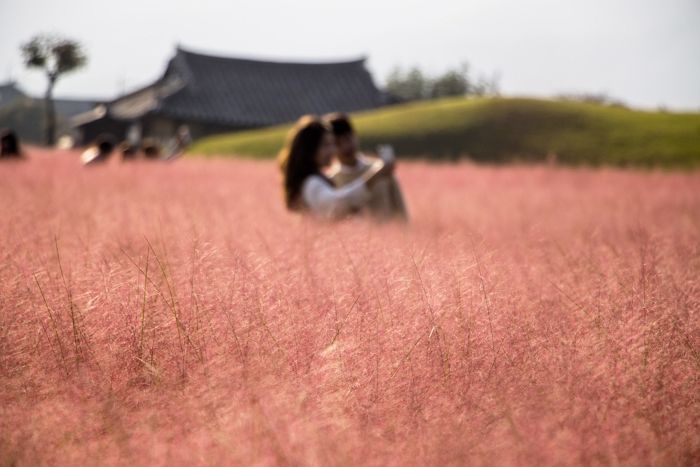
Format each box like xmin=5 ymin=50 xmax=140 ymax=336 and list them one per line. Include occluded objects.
xmin=279 ymin=115 xmax=392 ymax=219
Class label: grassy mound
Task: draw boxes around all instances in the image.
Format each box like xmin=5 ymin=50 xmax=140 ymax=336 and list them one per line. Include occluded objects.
xmin=190 ymin=97 xmax=700 ymax=168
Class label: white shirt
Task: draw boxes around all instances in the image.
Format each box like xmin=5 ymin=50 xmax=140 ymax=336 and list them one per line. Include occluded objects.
xmin=328 ymin=153 xmax=372 ymax=178
xmin=301 ymin=173 xmax=372 ymax=219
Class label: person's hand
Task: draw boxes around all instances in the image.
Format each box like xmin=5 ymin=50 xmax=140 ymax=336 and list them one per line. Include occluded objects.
xmin=377 ymin=157 xmax=395 ymax=177
xmin=364 ymin=158 xmax=392 ymax=188
xmin=377 ymin=144 xmax=395 ymax=163
xmin=376 ymin=144 xmax=395 ymax=177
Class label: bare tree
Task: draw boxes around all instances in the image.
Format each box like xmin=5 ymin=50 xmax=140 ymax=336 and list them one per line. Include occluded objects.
xmin=21 ymin=34 xmax=87 ymax=145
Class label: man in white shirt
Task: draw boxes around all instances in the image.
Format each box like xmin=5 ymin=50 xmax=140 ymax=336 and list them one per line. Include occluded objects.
xmin=324 ymin=113 xmax=408 ymax=222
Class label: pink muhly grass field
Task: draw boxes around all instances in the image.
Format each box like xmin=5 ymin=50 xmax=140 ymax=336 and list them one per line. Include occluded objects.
xmin=1 ymin=148 xmax=699 ymax=466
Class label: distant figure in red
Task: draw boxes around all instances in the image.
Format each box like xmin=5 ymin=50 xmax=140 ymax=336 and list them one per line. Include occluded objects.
xmin=81 ymin=135 xmax=115 ymax=165
xmin=0 ymin=129 xmax=24 ymax=159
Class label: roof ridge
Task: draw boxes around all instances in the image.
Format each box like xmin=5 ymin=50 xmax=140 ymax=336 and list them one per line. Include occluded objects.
xmin=175 ymin=45 xmax=367 ymax=67
xmin=171 ymin=49 xmax=194 ymax=81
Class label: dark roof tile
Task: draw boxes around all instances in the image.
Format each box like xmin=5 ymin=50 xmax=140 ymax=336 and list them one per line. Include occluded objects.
xmin=104 ymin=47 xmax=383 ymax=127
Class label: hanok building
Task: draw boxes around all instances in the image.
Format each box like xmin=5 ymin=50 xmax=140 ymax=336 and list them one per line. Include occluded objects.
xmin=74 ymin=47 xmax=385 ymax=145
xmin=0 ymin=81 xmax=27 ymax=109
xmin=1 ymin=80 xmax=103 ymax=143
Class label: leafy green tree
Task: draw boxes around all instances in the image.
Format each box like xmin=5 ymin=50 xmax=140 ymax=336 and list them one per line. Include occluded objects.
xmin=431 ymin=63 xmax=471 ymax=98
xmin=21 ymin=34 xmax=86 ymax=145
xmin=386 ymin=66 xmax=431 ymax=102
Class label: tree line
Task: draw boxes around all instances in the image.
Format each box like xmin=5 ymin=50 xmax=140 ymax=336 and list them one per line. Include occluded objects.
xmin=384 ymin=63 xmax=500 ymax=102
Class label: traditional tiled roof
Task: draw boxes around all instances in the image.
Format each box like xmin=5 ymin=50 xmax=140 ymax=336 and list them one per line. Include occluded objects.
xmin=53 ymin=98 xmax=101 ymax=118
xmin=99 ymin=47 xmax=384 ymax=127
xmin=0 ymin=81 xmax=27 ymax=108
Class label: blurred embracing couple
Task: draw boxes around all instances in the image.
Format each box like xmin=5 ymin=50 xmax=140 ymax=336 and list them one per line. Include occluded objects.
xmin=278 ymin=113 xmax=408 ymax=222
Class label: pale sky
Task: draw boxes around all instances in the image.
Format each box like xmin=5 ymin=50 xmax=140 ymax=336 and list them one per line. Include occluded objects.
xmin=1 ymin=0 xmax=698 ymax=110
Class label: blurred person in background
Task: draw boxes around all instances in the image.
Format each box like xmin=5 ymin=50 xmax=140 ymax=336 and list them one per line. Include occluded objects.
xmin=325 ymin=113 xmax=408 ymax=222
xmin=0 ymin=129 xmax=24 ymax=159
xmin=164 ymin=125 xmax=192 ymax=161
xmin=279 ymin=115 xmax=394 ymax=220
xmin=81 ymin=134 xmax=115 ymax=165
xmin=142 ymin=138 xmax=162 ymax=160
xmin=119 ymin=141 xmax=139 ymax=161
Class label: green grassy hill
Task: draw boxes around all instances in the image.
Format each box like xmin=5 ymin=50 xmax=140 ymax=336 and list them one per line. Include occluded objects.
xmin=190 ymin=97 xmax=700 ymax=168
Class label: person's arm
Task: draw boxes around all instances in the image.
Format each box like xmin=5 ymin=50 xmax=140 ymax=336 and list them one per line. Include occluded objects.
xmin=302 ymin=163 xmax=386 ymax=219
